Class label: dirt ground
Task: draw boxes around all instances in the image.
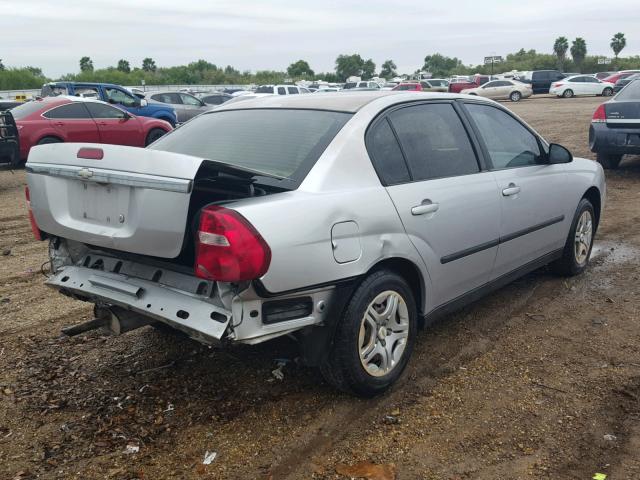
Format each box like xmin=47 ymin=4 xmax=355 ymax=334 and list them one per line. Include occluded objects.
xmin=1 ymin=96 xmax=640 ymax=480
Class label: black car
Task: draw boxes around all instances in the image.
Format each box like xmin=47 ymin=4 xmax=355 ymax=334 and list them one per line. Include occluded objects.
xmin=521 ymin=70 xmax=566 ymax=94
xmin=589 ymin=79 xmax=640 ymax=169
xmin=0 ymin=111 xmax=20 ymax=166
xmin=199 ymin=92 xmax=233 ymax=106
xmin=613 ymin=73 xmax=640 ymax=94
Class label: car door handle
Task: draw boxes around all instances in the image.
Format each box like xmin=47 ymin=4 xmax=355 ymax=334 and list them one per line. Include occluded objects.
xmin=55 ymin=122 xmax=64 ymax=126
xmin=502 ymin=184 xmax=521 ymax=196
xmin=411 ymin=200 xmax=439 ymax=216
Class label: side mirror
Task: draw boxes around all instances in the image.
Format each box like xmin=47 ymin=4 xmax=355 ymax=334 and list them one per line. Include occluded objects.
xmin=548 ymin=143 xmax=573 ymax=164
xmin=122 ymin=111 xmax=131 ymax=121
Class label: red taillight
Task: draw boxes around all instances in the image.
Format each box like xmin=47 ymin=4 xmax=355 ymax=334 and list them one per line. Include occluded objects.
xmin=552 ymin=82 xmax=563 ymax=89
xmin=25 ymin=186 xmax=42 ymax=241
xmin=592 ymin=104 xmax=607 ymax=123
xmin=194 ymin=206 xmax=271 ymax=282
xmin=77 ymin=147 xmax=104 ymax=160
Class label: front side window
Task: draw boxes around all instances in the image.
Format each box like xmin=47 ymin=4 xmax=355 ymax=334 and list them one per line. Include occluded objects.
xmin=255 ymin=86 xmax=275 ymax=94
xmin=483 ymin=81 xmax=500 ymax=88
xmin=86 ymin=102 xmax=127 ymax=119
xmin=43 ymin=103 xmax=91 ymax=119
xmin=105 ymin=88 xmax=137 ymax=107
xmin=149 ymin=109 xmax=352 ymax=182
xmin=151 ymin=93 xmax=179 ymax=104
xmin=569 ymin=77 xmax=584 ymax=83
xmin=465 ymin=103 xmax=543 ymax=169
xmin=287 ymin=87 xmax=299 ymax=94
xmin=180 ymin=93 xmax=202 ymax=106
xmin=203 ymin=95 xmax=224 ymax=105
xmin=388 ymin=103 xmax=479 ymax=181
xmin=277 ymin=87 xmax=286 ymax=95
xmin=367 ymin=118 xmax=410 ymax=185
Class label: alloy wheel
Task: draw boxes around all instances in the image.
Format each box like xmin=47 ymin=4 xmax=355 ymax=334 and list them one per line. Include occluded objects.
xmin=574 ymin=210 xmax=593 ymax=265
xmin=358 ymin=290 xmax=410 ymax=377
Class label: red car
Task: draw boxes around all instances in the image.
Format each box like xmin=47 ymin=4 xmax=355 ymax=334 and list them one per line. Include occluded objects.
xmin=448 ymin=75 xmax=491 ymax=93
xmin=602 ymin=71 xmax=640 ymax=85
xmin=11 ymin=96 xmax=172 ymax=162
xmin=392 ymin=83 xmax=423 ymax=91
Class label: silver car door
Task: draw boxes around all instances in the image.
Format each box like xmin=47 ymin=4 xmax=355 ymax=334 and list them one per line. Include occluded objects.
xmin=373 ymin=102 xmax=501 ymax=307
xmin=179 ymin=93 xmax=204 ymax=121
xmin=463 ymin=102 xmax=568 ymax=279
xmin=165 ymin=93 xmax=186 ymax=123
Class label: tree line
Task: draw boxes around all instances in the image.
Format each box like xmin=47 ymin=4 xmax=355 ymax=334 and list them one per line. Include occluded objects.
xmin=0 ymin=32 xmax=637 ymax=91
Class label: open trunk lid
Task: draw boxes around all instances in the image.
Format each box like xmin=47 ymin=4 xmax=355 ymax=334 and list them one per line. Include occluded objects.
xmin=26 ymin=143 xmax=204 ymax=258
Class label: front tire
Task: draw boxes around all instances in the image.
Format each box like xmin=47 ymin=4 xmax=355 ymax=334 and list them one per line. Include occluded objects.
xmin=596 ymin=152 xmax=622 ymax=169
xmin=145 ymin=128 xmax=167 ymax=146
xmin=510 ymin=91 xmax=522 ymax=102
xmin=37 ymin=136 xmax=62 ymax=145
xmin=552 ymin=198 xmax=595 ymax=276
xmin=320 ymin=270 xmax=417 ymax=397
xmin=563 ymin=89 xmax=574 ymax=98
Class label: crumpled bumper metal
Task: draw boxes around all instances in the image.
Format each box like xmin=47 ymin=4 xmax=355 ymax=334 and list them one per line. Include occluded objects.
xmin=47 ymin=266 xmax=231 ymax=344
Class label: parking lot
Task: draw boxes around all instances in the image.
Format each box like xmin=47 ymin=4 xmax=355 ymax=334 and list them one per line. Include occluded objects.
xmin=1 ymin=95 xmax=639 ymax=479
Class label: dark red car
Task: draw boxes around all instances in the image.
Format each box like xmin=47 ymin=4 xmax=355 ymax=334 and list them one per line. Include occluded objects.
xmin=11 ymin=96 xmax=172 ymax=162
xmin=392 ymin=83 xmax=423 ymax=91
xmin=448 ymin=74 xmax=491 ymax=93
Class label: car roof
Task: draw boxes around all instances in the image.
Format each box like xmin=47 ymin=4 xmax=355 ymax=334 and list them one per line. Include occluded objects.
xmin=213 ymin=91 xmax=485 ymax=113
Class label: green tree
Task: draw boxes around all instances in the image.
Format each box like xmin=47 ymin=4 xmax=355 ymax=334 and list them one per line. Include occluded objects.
xmin=362 ymin=59 xmax=376 ymax=79
xmin=79 ymin=56 xmax=93 ymax=72
xmin=334 ymin=54 xmax=374 ymax=81
xmin=287 ymin=60 xmax=314 ymax=78
xmin=142 ymin=57 xmax=156 ymax=73
xmin=117 ymin=59 xmax=130 ymax=73
xmin=0 ymin=59 xmax=4 ymax=71
xmin=380 ymin=60 xmax=397 ymax=78
xmin=422 ymin=53 xmax=464 ymax=78
xmin=610 ymin=32 xmax=626 ymax=59
xmin=570 ymin=38 xmax=587 ymax=72
xmin=553 ymin=37 xmax=569 ymax=71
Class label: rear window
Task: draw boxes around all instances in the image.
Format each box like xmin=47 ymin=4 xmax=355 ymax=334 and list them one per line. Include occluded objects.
xmin=255 ymin=86 xmax=274 ymax=94
xmin=616 ymin=80 xmax=640 ymax=100
xmin=10 ymin=101 xmax=46 ymax=120
xmin=149 ymin=109 xmax=352 ymax=182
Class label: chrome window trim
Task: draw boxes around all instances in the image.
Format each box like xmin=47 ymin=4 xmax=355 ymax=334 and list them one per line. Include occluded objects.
xmin=26 ymin=162 xmax=193 ymax=193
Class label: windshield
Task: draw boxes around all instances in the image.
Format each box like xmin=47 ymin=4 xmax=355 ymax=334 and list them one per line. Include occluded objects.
xmin=616 ymin=80 xmax=640 ymax=100
xmin=255 ymin=86 xmax=274 ymax=94
xmin=149 ymin=109 xmax=352 ymax=182
xmin=11 ymin=101 xmax=45 ymax=119
xmin=343 ymin=82 xmax=357 ymax=89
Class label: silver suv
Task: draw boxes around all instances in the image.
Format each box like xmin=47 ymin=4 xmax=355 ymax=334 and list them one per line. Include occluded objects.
xmin=26 ymin=92 xmax=605 ymax=396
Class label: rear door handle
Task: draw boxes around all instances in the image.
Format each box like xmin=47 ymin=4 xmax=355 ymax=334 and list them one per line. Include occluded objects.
xmin=502 ymin=183 xmax=521 ymax=196
xmin=55 ymin=122 xmax=65 ymax=127
xmin=411 ymin=200 xmax=439 ymax=216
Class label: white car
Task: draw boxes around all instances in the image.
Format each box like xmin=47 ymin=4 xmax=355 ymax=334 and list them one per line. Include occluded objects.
xmin=254 ymin=85 xmax=310 ymax=95
xmin=549 ymin=75 xmax=614 ymax=98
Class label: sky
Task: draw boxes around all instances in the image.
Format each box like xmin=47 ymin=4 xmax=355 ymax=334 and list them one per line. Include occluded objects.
xmin=1 ymin=0 xmax=639 ymax=78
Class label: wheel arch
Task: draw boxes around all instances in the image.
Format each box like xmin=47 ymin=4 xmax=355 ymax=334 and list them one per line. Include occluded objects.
xmin=583 ymin=186 xmax=602 ymax=228
xmin=366 ymin=256 xmax=427 ymax=321
xmin=37 ymin=134 xmax=64 ymax=144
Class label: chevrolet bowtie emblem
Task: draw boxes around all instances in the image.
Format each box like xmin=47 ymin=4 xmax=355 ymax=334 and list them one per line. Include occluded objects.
xmin=77 ymin=168 xmax=93 ymax=179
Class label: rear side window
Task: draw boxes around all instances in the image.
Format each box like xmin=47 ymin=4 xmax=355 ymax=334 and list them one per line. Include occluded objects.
xmin=202 ymin=95 xmax=225 ymax=105
xmin=255 ymin=86 xmax=275 ymax=94
xmin=277 ymin=87 xmax=286 ymax=95
xmin=367 ymin=119 xmax=410 ymax=185
xmin=287 ymin=87 xmax=299 ymax=94
xmin=152 ymin=93 xmax=179 ymax=104
xmin=43 ymin=103 xmax=91 ymax=119
xmin=388 ymin=103 xmax=479 ymax=181
xmin=149 ymin=109 xmax=352 ymax=182
xmin=465 ymin=103 xmax=542 ymax=169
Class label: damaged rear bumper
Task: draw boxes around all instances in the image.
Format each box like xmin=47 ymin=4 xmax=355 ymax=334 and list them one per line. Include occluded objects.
xmin=47 ymin=264 xmax=231 ymax=344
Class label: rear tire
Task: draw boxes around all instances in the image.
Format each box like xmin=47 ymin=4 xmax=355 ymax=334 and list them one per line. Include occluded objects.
xmin=320 ymin=270 xmax=417 ymax=397
xmin=510 ymin=91 xmax=522 ymax=102
xmin=552 ymin=198 xmax=595 ymax=277
xmin=145 ymin=128 xmax=167 ymax=146
xmin=602 ymin=87 xmax=613 ymax=97
xmin=563 ymin=89 xmax=574 ymax=98
xmin=37 ymin=136 xmax=62 ymax=145
xmin=596 ymin=152 xmax=622 ymax=169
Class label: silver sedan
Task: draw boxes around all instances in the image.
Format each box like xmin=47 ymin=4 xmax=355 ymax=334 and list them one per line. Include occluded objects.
xmin=147 ymin=91 xmax=216 ymax=123
xmin=27 ymin=92 xmax=605 ymax=397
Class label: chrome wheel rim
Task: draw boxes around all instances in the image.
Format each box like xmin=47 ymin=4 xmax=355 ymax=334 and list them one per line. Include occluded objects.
xmin=358 ymin=290 xmax=409 ymax=377
xmin=574 ymin=210 xmax=593 ymax=265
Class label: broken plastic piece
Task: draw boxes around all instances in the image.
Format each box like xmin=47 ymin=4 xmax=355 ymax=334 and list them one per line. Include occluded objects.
xmin=203 ymin=451 xmax=217 ymax=465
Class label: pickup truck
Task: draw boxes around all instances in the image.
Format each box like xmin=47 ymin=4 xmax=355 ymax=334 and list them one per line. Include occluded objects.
xmin=41 ymin=82 xmax=177 ymax=126
xmin=448 ymin=75 xmax=491 ymax=93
